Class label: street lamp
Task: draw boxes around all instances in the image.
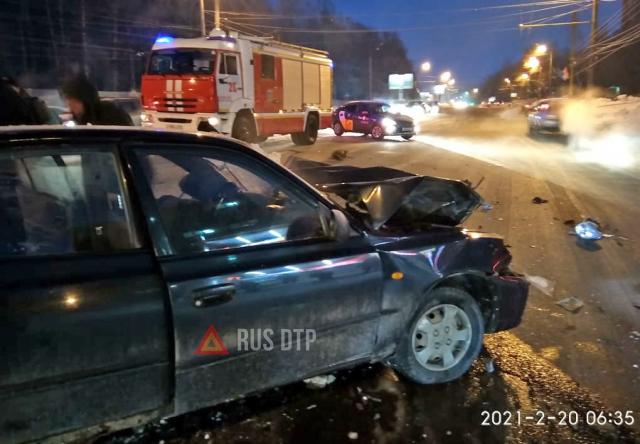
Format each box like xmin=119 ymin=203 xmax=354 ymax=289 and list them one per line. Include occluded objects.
xmin=534 ymin=44 xmax=548 ymax=56
xmin=440 ymin=71 xmax=452 ymax=83
xmin=472 ymin=88 xmax=479 ymax=94
xmin=448 ymin=78 xmax=456 ymax=86
xmin=421 ymin=61 xmax=432 ymax=73
xmin=524 ymin=56 xmax=541 ymax=72
xmin=533 ymin=43 xmax=553 ymax=94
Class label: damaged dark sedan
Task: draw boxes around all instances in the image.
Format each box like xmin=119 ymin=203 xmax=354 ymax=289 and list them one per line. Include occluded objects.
xmin=0 ymin=127 xmax=528 ymax=443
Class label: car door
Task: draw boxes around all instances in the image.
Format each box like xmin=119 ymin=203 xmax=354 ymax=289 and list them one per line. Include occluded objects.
xmin=217 ymin=52 xmax=243 ymax=112
xmin=355 ymin=103 xmax=372 ymax=133
xmin=125 ymin=142 xmax=384 ymax=415
xmin=0 ymin=142 xmax=171 ymax=443
xmin=338 ymin=103 xmax=357 ymax=132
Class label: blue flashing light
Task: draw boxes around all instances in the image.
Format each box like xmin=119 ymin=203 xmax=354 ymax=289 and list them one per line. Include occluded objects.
xmin=155 ymin=35 xmax=174 ymax=44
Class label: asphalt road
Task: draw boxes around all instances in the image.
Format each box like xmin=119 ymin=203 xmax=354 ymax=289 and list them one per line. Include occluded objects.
xmin=103 ymin=110 xmax=640 ymax=444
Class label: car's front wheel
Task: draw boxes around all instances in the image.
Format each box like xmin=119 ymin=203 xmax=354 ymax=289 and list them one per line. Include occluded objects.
xmin=393 ymin=287 xmax=484 ymax=384
xmin=402 ymin=134 xmax=414 ymax=140
xmin=371 ymin=125 xmax=385 ymax=140
xmin=333 ymin=121 xmax=345 ymax=136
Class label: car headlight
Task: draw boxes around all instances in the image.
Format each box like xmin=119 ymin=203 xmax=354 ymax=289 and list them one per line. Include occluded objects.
xmin=208 ymin=116 xmax=220 ymax=127
xmin=140 ymin=113 xmax=153 ymax=124
xmin=382 ymin=117 xmax=397 ymax=134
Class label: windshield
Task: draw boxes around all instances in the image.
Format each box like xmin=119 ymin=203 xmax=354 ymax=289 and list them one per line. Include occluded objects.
xmin=374 ymin=103 xmax=391 ymax=113
xmin=147 ymin=49 xmax=214 ymax=75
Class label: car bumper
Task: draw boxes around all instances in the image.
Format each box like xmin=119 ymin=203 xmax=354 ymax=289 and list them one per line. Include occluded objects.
xmin=390 ymin=125 xmax=417 ymax=136
xmin=528 ymin=116 xmax=561 ymax=132
xmin=486 ymin=273 xmax=529 ymax=333
xmin=141 ymin=111 xmax=233 ymax=134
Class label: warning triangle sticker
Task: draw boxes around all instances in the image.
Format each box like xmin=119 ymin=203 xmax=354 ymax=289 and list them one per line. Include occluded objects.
xmin=194 ymin=325 xmax=229 ymax=356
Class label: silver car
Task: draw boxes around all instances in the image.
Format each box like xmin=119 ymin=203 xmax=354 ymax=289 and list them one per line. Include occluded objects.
xmin=527 ymin=98 xmax=565 ymax=136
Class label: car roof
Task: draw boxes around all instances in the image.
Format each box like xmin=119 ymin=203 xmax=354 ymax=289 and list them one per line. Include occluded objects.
xmin=0 ymin=126 xmax=247 ymax=150
xmin=341 ymin=100 xmax=388 ymax=107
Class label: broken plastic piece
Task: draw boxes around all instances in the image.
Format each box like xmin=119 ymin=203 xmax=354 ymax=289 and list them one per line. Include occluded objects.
xmin=575 ymin=219 xmax=603 ymax=241
xmin=556 ymin=297 xmax=584 ymax=313
xmin=303 ymin=374 xmax=336 ymax=389
xmin=480 ymin=202 xmax=493 ymax=212
xmin=525 ymin=275 xmax=555 ymax=296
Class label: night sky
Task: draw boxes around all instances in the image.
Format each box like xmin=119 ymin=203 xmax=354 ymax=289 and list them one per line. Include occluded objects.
xmin=334 ymin=0 xmax=620 ymax=89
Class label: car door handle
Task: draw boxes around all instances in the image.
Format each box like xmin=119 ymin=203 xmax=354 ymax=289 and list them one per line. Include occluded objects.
xmin=218 ymin=78 xmax=227 ymax=84
xmin=193 ymin=284 xmax=235 ymax=308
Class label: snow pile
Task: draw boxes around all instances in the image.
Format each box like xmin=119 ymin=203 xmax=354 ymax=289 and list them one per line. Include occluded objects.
xmin=561 ymin=95 xmax=640 ymax=169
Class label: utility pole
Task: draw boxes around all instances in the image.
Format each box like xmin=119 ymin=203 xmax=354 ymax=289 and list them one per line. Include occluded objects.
xmin=199 ymin=0 xmax=206 ymax=36
xmin=214 ymin=0 xmax=222 ymax=30
xmin=368 ymin=52 xmax=373 ymax=99
xmin=570 ymin=11 xmax=578 ymax=95
xmin=587 ymin=0 xmax=599 ymax=87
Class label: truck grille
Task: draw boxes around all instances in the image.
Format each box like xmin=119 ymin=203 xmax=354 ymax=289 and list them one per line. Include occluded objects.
xmin=159 ymin=97 xmax=197 ymax=112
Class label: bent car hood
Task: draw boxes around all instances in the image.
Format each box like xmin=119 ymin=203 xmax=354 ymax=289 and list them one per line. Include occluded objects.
xmin=286 ymin=158 xmax=482 ymax=230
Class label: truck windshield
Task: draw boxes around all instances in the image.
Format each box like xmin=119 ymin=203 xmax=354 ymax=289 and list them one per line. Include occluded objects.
xmin=148 ymin=49 xmax=214 ymax=75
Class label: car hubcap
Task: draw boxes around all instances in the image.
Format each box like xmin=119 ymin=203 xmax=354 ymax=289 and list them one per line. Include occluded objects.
xmin=412 ymin=304 xmax=472 ymax=371
xmin=372 ymin=126 xmax=383 ymax=138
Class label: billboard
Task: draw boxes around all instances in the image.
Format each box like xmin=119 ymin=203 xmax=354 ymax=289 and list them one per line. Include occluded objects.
xmin=388 ymin=73 xmax=414 ymax=90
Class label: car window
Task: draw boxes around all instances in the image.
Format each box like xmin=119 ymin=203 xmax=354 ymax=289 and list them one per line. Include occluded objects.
xmin=136 ymin=149 xmax=328 ymax=255
xmin=148 ymin=49 xmax=214 ymax=75
xmin=344 ymin=104 xmax=357 ymax=113
xmin=225 ymin=54 xmax=238 ymax=75
xmin=0 ymin=149 xmax=140 ymax=257
xmin=260 ymin=54 xmax=275 ymax=80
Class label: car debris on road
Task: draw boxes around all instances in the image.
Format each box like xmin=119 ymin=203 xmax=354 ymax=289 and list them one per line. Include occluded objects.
xmin=304 ymin=375 xmax=337 ymax=389
xmin=531 ymin=196 xmax=549 ymax=204
xmin=525 ymin=275 xmax=555 ymax=296
xmin=556 ymin=297 xmax=585 ymax=313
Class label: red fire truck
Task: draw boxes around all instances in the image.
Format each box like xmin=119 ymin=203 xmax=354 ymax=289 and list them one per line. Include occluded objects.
xmin=141 ymin=30 xmax=333 ymax=145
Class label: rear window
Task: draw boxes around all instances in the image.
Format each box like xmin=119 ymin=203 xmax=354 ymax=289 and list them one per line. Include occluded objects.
xmin=148 ymin=49 xmax=215 ymax=75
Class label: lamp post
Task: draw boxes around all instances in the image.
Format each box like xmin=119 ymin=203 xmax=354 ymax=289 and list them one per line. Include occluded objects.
xmin=534 ymin=43 xmax=553 ymax=94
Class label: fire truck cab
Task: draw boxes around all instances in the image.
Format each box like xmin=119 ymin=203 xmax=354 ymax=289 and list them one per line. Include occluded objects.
xmin=141 ymin=30 xmax=333 ymax=145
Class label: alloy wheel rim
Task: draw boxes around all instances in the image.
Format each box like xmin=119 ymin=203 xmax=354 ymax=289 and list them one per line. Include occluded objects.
xmin=411 ymin=304 xmax=473 ymax=371
xmin=372 ymin=126 xmax=383 ymax=138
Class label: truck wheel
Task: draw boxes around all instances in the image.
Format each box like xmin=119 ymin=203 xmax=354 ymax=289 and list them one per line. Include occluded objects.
xmin=333 ymin=121 xmax=344 ymax=136
xmin=233 ymin=115 xmax=256 ymax=143
xmin=291 ymin=114 xmax=319 ymax=146
xmin=371 ymin=125 xmax=385 ymax=140
xmin=392 ymin=287 xmax=484 ymax=384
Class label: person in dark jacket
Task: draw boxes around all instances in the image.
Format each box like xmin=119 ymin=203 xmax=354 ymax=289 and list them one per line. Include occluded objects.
xmin=0 ymin=76 xmax=52 ymax=126
xmin=60 ymin=75 xmax=133 ymax=126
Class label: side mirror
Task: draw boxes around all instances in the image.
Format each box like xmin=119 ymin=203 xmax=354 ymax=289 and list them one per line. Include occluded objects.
xmin=329 ymin=209 xmax=353 ymax=242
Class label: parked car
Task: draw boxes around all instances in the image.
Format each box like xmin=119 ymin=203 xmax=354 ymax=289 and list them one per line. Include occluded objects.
xmin=332 ymin=101 xmax=416 ymax=140
xmin=0 ymin=127 xmax=528 ymax=443
xmin=527 ymin=98 xmax=566 ymax=135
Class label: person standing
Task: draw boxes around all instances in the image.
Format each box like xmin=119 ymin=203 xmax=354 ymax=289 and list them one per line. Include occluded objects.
xmin=60 ymin=75 xmax=133 ymax=126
